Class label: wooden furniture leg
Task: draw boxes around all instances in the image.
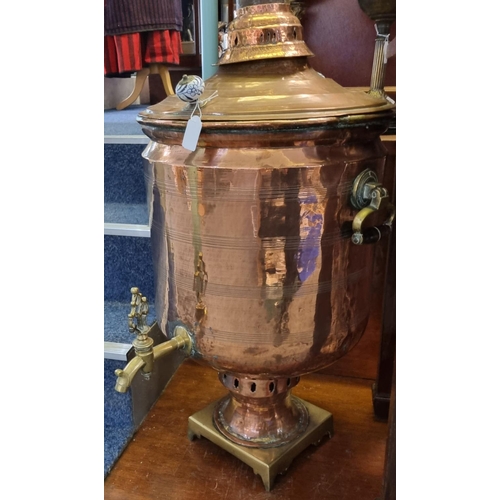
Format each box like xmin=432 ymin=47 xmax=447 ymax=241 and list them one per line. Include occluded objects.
xmin=372 ymin=220 xmax=396 ymax=420
xmin=156 ymin=64 xmax=175 ymax=96
xmin=116 ymin=68 xmax=150 ymax=110
xmin=372 ymin=136 xmax=396 ymax=420
xmin=116 ymin=64 xmax=174 ymax=111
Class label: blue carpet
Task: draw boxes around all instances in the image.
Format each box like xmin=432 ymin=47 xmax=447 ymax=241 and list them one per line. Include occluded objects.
xmin=104 ymin=359 xmax=135 ymax=477
xmin=104 ymin=105 xmax=149 ymax=136
xmin=104 ymin=144 xmax=148 ymax=204
xmin=104 ymin=105 xmax=156 ymax=477
xmin=104 ymin=235 xmax=155 ymax=303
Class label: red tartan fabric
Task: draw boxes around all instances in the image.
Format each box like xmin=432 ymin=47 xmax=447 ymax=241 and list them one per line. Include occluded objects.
xmin=104 ymin=30 xmax=181 ymax=76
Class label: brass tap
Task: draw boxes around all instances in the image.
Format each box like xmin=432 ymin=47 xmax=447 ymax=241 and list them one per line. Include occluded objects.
xmin=114 ymin=287 xmax=193 ymax=393
xmin=350 ymin=169 xmax=395 ymax=245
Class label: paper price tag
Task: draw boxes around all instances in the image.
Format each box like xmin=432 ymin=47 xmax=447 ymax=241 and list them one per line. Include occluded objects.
xmin=182 ymin=115 xmax=202 ymax=151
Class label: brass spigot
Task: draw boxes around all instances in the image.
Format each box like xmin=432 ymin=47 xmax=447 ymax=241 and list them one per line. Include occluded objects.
xmin=114 ymin=287 xmax=193 ymax=393
xmin=350 ymin=169 xmax=395 ymax=245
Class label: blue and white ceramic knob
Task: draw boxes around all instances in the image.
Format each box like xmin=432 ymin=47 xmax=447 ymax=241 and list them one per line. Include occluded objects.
xmin=175 ymin=75 xmax=205 ymax=103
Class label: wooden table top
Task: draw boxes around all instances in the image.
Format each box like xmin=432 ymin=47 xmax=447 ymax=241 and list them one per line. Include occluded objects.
xmin=105 ymin=358 xmax=388 ymax=500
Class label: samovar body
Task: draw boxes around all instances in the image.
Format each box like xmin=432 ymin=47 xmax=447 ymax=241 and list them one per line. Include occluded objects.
xmin=146 ymin=130 xmax=386 ymax=379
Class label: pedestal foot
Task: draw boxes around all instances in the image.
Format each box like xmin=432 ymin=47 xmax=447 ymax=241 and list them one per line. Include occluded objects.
xmin=187 ymin=397 xmax=333 ymax=491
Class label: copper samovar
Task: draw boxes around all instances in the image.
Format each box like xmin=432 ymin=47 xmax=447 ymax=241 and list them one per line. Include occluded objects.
xmin=114 ymin=0 xmax=395 ymax=490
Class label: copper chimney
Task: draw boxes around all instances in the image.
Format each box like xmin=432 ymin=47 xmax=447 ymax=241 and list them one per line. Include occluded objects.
xmin=119 ymin=0 xmax=395 ymax=491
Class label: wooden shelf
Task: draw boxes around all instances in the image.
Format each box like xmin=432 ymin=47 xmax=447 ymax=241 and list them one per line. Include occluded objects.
xmin=104 ymin=359 xmax=389 ymax=499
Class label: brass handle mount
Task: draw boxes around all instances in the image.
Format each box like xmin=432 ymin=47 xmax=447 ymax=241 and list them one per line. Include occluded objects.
xmin=350 ymin=169 xmax=395 ymax=245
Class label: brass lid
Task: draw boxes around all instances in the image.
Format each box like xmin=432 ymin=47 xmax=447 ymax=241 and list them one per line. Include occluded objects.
xmin=137 ymin=2 xmax=394 ymax=126
xmin=138 ymin=59 xmax=393 ymax=124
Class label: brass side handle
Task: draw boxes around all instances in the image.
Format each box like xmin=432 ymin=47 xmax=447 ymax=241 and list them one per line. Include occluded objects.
xmin=350 ymin=169 xmax=395 ymax=245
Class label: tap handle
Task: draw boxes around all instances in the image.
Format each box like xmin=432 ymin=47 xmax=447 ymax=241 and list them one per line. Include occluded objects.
xmin=128 ymin=287 xmax=151 ymax=338
xmin=350 ymin=169 xmax=395 ymax=245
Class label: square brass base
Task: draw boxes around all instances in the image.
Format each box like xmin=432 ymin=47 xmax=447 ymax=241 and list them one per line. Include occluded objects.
xmin=187 ymin=397 xmax=334 ymax=491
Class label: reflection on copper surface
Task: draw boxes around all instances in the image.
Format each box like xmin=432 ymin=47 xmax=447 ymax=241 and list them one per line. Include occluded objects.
xmin=149 ymin=141 xmax=385 ymax=378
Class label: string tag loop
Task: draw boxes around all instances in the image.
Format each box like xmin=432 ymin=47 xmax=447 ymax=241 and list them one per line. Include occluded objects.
xmin=175 ymin=75 xmax=218 ymax=151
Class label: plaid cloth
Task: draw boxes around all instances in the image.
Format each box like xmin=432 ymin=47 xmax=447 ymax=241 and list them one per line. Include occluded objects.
xmin=104 ymin=0 xmax=183 ymax=76
xmin=104 ymin=30 xmax=181 ymax=76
